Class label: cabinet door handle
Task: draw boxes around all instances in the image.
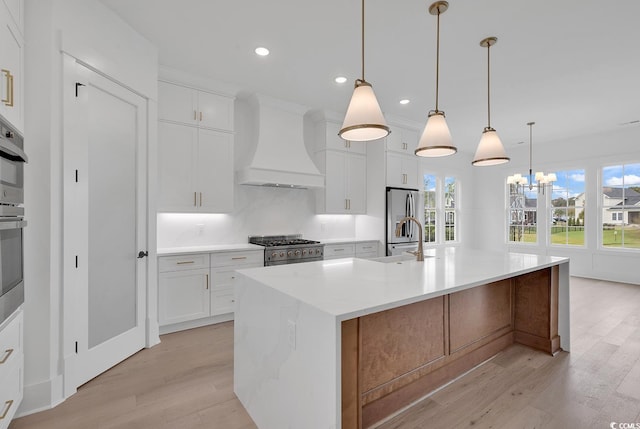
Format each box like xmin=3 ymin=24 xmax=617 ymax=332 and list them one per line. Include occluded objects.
xmin=200 ymin=111 xmax=203 ymax=122
xmin=232 ymin=256 xmax=247 ymax=260
xmin=1 ymin=69 xmax=13 ymax=107
xmin=206 ymin=274 xmax=209 ymax=290
xmin=194 ymin=191 xmax=197 ymax=207
xmin=200 ymin=192 xmax=203 ymax=207
xmin=194 ymin=110 xmax=197 ymax=120
xmin=176 ymin=261 xmax=195 ymax=265
xmin=0 ymin=349 xmax=13 ymax=364
xmin=0 ymin=400 xmax=14 ymax=420
xmin=348 ymin=199 xmax=351 ymax=210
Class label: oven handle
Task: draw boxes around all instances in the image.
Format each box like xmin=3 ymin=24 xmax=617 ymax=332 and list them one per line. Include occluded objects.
xmin=0 ymin=220 xmax=27 ymax=230
xmin=0 ymin=138 xmax=28 ymax=163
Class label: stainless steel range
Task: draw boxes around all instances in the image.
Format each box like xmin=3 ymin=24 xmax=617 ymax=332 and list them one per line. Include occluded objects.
xmin=249 ymin=234 xmax=324 ymax=266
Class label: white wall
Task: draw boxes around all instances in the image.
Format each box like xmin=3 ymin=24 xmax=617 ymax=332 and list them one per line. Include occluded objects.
xmin=471 ymin=125 xmax=640 ymax=284
xmin=22 ymin=0 xmax=157 ymax=414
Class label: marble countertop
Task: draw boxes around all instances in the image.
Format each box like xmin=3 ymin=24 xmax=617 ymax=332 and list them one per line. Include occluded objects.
xmin=236 ymin=247 xmax=568 ymax=321
xmin=157 ymin=243 xmax=264 ymax=256
xmin=157 ymin=238 xmax=380 ymax=255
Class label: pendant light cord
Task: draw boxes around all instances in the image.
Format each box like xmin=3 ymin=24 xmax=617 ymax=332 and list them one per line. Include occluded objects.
xmin=361 ymin=0 xmax=365 ymax=81
xmin=529 ymin=122 xmax=533 ymax=187
xmin=486 ymin=43 xmax=491 ymax=128
xmin=434 ymin=7 xmax=441 ymax=111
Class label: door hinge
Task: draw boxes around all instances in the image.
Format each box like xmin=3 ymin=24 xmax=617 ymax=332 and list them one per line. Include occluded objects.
xmin=75 ymin=82 xmax=85 ymax=97
xmin=75 ymin=341 xmax=78 ymax=354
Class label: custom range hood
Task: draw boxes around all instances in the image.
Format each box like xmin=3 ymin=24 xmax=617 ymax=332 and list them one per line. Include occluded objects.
xmin=236 ymin=94 xmax=324 ymax=189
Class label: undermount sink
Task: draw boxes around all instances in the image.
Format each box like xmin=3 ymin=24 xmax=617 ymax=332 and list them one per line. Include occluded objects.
xmin=370 ymin=254 xmax=431 ymax=264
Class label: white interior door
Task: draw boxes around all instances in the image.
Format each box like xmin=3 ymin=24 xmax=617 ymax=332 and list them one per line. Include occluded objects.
xmin=63 ymin=57 xmax=147 ymax=393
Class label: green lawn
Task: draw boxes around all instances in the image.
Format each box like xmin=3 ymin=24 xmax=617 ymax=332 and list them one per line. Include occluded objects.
xmin=547 ymin=226 xmax=640 ymax=248
xmin=602 ymin=227 xmax=640 ymax=248
xmin=550 ymin=229 xmax=585 ymax=245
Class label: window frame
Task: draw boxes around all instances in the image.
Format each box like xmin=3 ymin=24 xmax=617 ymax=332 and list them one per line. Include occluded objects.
xmin=600 ymin=162 xmax=640 ymax=251
xmin=422 ymin=173 xmax=460 ymax=245
xmin=549 ymin=168 xmax=586 ymax=247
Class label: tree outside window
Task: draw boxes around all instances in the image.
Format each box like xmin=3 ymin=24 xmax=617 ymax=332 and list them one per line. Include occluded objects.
xmin=602 ymin=163 xmax=640 ymax=249
xmin=551 ymin=169 xmax=585 ymax=246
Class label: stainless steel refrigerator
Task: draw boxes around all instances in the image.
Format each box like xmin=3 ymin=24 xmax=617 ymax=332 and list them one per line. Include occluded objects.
xmin=386 ymin=186 xmax=420 ymax=256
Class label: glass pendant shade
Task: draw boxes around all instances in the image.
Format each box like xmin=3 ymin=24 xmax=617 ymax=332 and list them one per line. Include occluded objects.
xmin=472 ymin=128 xmax=509 ymax=166
xmin=415 ymin=111 xmax=456 ymax=157
xmin=339 ymin=80 xmax=390 ymax=142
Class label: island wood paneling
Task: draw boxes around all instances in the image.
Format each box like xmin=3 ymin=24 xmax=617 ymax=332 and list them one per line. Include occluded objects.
xmin=449 ymin=279 xmax=513 ymax=353
xmin=514 ymin=266 xmax=560 ymax=354
xmin=359 ymin=298 xmax=446 ymax=394
xmin=342 ymin=267 xmax=561 ymax=429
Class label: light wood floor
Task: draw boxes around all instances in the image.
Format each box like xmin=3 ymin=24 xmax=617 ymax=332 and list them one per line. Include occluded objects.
xmin=10 ymin=277 xmax=640 ymax=429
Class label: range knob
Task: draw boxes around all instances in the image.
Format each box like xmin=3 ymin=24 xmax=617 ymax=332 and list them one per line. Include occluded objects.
xmin=271 ymin=252 xmax=278 ymax=259
xmin=295 ymin=250 xmax=301 ymax=256
xmin=316 ymin=249 xmax=322 ymax=255
xmin=302 ymin=249 xmax=308 ymax=256
xmin=287 ymin=250 xmax=293 ymax=257
xmin=279 ymin=252 xmax=285 ymax=258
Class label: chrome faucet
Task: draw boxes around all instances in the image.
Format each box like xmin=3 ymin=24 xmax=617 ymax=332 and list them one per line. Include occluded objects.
xmin=395 ymin=217 xmax=424 ymax=261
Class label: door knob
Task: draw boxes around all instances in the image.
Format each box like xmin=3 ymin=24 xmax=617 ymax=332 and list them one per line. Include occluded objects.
xmin=137 ymin=251 xmax=149 ymax=259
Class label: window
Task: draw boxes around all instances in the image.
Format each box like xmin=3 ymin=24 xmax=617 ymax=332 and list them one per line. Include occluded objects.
xmin=602 ymin=163 xmax=640 ymax=249
xmin=423 ymin=174 xmax=436 ymax=243
xmin=444 ymin=177 xmax=457 ymax=242
xmin=550 ymin=169 xmax=586 ymax=246
xmin=423 ymin=174 xmax=459 ymax=243
xmin=508 ymin=183 xmax=538 ymax=243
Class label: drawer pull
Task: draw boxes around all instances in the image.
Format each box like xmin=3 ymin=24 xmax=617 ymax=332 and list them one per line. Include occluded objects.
xmin=231 ymin=256 xmax=247 ymax=260
xmin=231 ymin=276 xmax=235 ymax=279
xmin=206 ymin=274 xmax=209 ymax=290
xmin=334 ymin=248 xmax=344 ymax=252
xmin=0 ymin=400 xmax=13 ymax=420
xmin=0 ymin=348 xmax=13 ymax=364
xmin=362 ymin=246 xmax=372 ymax=249
xmin=176 ymin=261 xmax=195 ymax=265
xmin=231 ymin=299 xmax=235 ymax=303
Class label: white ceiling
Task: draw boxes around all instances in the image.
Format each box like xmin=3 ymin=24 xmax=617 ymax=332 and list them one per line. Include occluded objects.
xmin=100 ymin=0 xmax=640 ymax=154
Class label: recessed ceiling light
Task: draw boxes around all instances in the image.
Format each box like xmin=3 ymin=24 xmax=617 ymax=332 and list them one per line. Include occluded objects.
xmin=399 ymin=99 xmax=410 ymax=105
xmin=335 ymin=76 xmax=347 ymax=84
xmin=255 ymin=47 xmax=270 ymax=56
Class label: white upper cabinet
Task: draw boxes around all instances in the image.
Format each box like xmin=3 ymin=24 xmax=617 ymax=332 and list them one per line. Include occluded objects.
xmin=386 ymin=152 xmax=419 ymax=189
xmin=317 ymin=150 xmax=366 ymax=214
xmin=314 ymin=117 xmax=367 ymax=214
xmin=317 ymin=120 xmax=366 ymax=154
xmin=386 ymin=126 xmax=418 ymax=154
xmin=158 ymin=81 xmax=234 ymax=131
xmin=0 ymin=0 xmax=23 ymax=132
xmin=157 ymin=122 xmax=233 ymax=213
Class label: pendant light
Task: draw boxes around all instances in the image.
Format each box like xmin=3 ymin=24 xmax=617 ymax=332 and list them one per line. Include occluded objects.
xmin=507 ymin=122 xmax=556 ymax=193
xmin=339 ymin=0 xmax=390 ymax=142
xmin=415 ymin=1 xmax=456 ymax=157
xmin=472 ymin=37 xmax=509 ymax=166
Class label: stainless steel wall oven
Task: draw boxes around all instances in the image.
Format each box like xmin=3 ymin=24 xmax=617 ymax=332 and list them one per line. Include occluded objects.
xmin=0 ymin=116 xmax=26 ymax=325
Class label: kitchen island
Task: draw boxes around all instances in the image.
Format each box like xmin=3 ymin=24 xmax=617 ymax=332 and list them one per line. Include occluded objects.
xmin=234 ymin=248 xmax=570 ymax=429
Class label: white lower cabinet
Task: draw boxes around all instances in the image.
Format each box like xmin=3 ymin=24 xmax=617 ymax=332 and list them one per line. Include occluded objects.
xmin=0 ymin=309 xmax=23 ymax=429
xmin=324 ymin=243 xmax=356 ymax=260
xmin=355 ymin=241 xmax=379 ymax=259
xmin=158 ymin=268 xmax=211 ymax=325
xmin=324 ymin=241 xmax=379 ymax=260
xmin=158 ymin=249 xmax=263 ymax=332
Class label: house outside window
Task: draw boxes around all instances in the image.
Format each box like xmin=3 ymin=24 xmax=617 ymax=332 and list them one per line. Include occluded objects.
xmin=423 ymin=174 xmax=459 ymax=244
xmin=551 ymin=169 xmax=585 ymax=246
xmin=602 ymin=163 xmax=640 ymax=249
xmin=508 ymin=183 xmax=537 ymax=243
xmin=444 ymin=177 xmax=457 ymax=242
xmin=424 ymin=174 xmax=437 ymax=243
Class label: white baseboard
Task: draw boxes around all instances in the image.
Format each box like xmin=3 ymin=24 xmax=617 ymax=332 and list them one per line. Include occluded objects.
xmin=16 ymin=374 xmax=65 ymax=417
xmin=159 ymin=313 xmax=234 ymax=335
